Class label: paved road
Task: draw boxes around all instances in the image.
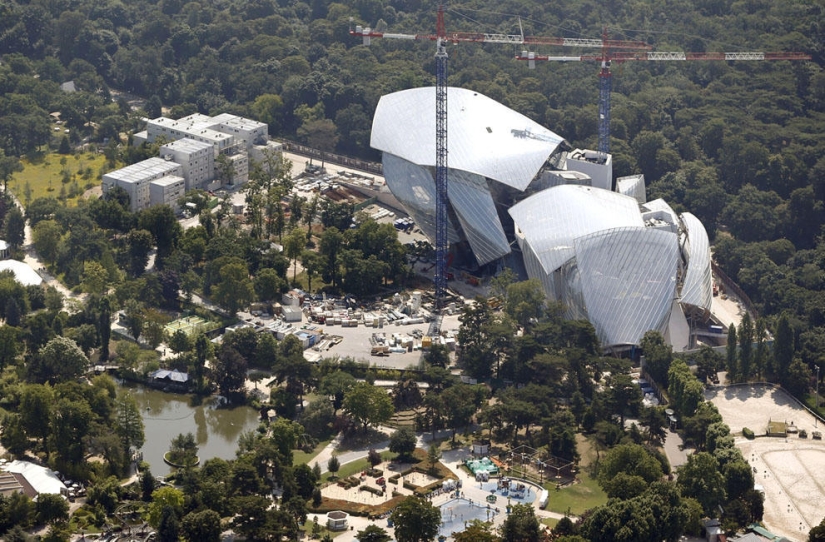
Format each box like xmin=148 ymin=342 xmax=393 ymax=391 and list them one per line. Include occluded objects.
xmin=663 ymin=429 xmax=691 ymax=473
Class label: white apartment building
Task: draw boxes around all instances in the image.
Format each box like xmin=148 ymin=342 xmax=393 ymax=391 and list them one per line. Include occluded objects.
xmin=149 ymin=175 xmax=185 ymax=209
xmin=102 ymin=158 xmax=184 ymax=212
xmin=210 ymin=113 xmax=268 ymax=149
xmin=160 ymin=138 xmax=215 ymax=191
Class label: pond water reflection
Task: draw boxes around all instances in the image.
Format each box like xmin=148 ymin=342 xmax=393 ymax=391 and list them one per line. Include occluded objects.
xmin=120 ymin=383 xmax=261 ymax=476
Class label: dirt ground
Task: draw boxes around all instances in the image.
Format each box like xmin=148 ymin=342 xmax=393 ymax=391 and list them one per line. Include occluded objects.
xmin=705 ymin=385 xmax=825 ymax=541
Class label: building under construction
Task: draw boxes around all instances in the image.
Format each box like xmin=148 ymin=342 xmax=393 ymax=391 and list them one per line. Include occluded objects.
xmin=370 ymin=86 xmax=714 ymax=354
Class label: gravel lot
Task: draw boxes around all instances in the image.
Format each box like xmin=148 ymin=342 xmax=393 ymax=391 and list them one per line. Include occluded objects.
xmin=705 ymin=384 xmax=825 ymax=541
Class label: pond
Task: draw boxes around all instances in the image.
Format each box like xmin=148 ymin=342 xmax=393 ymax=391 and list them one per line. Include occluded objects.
xmin=119 ymin=383 xmax=262 ymax=476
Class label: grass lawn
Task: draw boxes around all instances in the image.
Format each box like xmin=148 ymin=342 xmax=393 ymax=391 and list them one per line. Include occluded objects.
xmin=293 ymin=438 xmax=332 ymax=467
xmin=540 ymin=517 xmax=559 ymax=530
xmin=321 ymin=451 xmax=395 ymax=484
xmin=301 ymin=518 xmax=340 ymax=539
xmin=10 ymin=151 xmax=109 ymax=206
xmin=542 ymin=433 xmax=607 ymax=516
xmin=543 ymin=471 xmax=607 ymax=516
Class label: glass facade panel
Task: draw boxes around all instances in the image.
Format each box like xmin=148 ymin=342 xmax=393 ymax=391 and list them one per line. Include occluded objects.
xmin=509 ymin=185 xmax=644 ymax=274
xmin=616 ymin=174 xmax=646 ymax=203
xmin=679 ymin=212 xmax=713 ymax=311
xmin=371 ymin=87 xmax=565 ymax=191
xmin=382 ymin=154 xmax=461 ymax=244
xmin=449 ymin=169 xmax=511 ymax=265
xmin=575 ymin=227 xmax=679 ymax=348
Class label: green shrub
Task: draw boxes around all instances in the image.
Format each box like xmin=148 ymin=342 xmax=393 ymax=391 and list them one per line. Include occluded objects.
xmin=359 ymin=485 xmax=383 ymax=496
xmin=742 ymin=427 xmax=755 ymax=439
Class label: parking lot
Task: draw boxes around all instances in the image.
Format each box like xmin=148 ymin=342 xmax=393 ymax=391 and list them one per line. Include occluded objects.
xmin=705 ymin=385 xmax=825 ymax=540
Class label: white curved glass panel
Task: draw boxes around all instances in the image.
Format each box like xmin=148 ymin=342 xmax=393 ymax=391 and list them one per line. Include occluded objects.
xmin=575 ymin=227 xmax=678 ymax=348
xmin=382 ymin=153 xmax=461 ymax=244
xmin=616 ymin=174 xmax=646 ymax=203
xmin=679 ymin=212 xmax=713 ymax=311
xmin=509 ymin=185 xmax=644 ymax=275
xmin=449 ymin=170 xmax=511 ymax=265
xmin=518 ymin=234 xmax=561 ymax=302
xmin=371 ymin=87 xmax=565 ymax=191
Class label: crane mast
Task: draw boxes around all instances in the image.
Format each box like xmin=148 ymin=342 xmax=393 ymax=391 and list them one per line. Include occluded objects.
xmin=517 ymin=42 xmax=810 ymax=158
xmin=350 ymin=13 xmax=649 ymax=334
xmin=432 ymin=7 xmax=448 ymax=335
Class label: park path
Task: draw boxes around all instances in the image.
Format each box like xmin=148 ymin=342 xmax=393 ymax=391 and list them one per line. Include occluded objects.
xmin=3 ymin=186 xmax=84 ymax=306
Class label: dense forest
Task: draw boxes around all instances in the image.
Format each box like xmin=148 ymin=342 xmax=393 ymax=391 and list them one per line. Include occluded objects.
xmin=0 ymin=3 xmax=824 ymax=539
xmin=0 ymin=0 xmax=823 ymax=361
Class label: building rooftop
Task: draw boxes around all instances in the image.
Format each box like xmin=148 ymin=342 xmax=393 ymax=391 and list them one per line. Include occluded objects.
xmin=0 ymin=260 xmax=43 ymax=286
xmin=4 ymin=461 xmax=66 ymax=498
xmin=212 ymin=113 xmax=267 ymax=131
xmin=161 ymin=138 xmax=214 ymax=153
xmin=151 ymin=175 xmax=185 ymax=187
xmin=105 ymin=157 xmax=181 ymax=183
xmin=371 ymin=87 xmax=566 ymax=191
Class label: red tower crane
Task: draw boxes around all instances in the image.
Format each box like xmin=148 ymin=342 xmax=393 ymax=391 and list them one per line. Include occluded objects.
xmin=516 ymin=36 xmax=810 ymax=162
xmin=351 ymin=11 xmax=649 ymax=332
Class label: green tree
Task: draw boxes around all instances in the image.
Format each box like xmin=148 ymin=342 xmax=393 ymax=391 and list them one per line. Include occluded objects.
xmin=319 ymin=227 xmax=343 ymax=288
xmin=500 ymin=503 xmax=540 ymax=542
xmin=327 ymin=454 xmax=340 ymax=479
xmin=0 ymin=150 xmax=23 ymax=192
xmin=213 ymin=262 xmax=254 ymax=315
xmin=212 ymin=343 xmax=248 ymax=398
xmin=29 ymin=336 xmax=90 ymax=384
xmin=773 ymin=313 xmax=794 ymax=378
xmin=390 ymin=496 xmax=440 ymax=542
xmin=597 ymin=444 xmax=664 ymax=494
xmin=677 ymin=452 xmax=727 ymax=515
xmin=20 ymin=384 xmax=53 ymax=452
xmin=4 ymin=207 xmax=26 ymax=249
xmin=641 ymin=330 xmax=673 ymax=387
xmin=505 ymin=279 xmax=545 ymax=328
xmin=809 ymin=517 xmax=825 ymax=542
xmin=35 ymin=493 xmax=69 ymax=525
xmin=122 ymin=299 xmax=145 ymax=342
xmin=253 ymin=267 xmax=284 ymax=302
xmin=115 ymin=393 xmax=145 ymax=460
xmin=389 ymin=427 xmax=417 ymax=460
xmin=157 ymin=505 xmax=180 ymax=542
xmin=126 ymin=228 xmax=155 ymax=277
xmin=342 ymin=382 xmax=394 ymax=433
xmin=181 ymin=509 xmax=222 ymax=542
xmin=356 ymin=524 xmax=393 ymax=542
xmin=148 ymin=487 xmax=184 ymax=529
xmin=0 ymin=325 xmax=20 ymax=371
xmin=48 ymin=398 xmax=93 ymax=470
xmin=138 ymin=205 xmax=182 ymax=264
xmin=284 ymin=227 xmax=305 ymax=284
xmin=82 ymin=261 xmax=109 ymax=295
xmin=32 ymin=220 xmax=63 ymax=263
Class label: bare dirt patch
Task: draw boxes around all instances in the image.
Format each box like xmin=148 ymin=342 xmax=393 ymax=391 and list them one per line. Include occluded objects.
xmin=706 ymin=385 xmax=825 ymax=540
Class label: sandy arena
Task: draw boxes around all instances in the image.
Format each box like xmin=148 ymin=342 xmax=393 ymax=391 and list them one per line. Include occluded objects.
xmin=705 ymin=385 xmax=825 ymax=541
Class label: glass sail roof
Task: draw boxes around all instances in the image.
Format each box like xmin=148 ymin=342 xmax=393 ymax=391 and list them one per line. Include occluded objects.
xmin=679 ymin=212 xmax=713 ymax=311
xmin=509 ymin=185 xmax=644 ymax=275
xmin=371 ymin=87 xmax=565 ymax=191
xmin=575 ymin=227 xmax=679 ymax=348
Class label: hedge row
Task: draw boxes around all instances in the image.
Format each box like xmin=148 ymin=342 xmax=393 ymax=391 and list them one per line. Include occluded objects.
xmin=309 ymin=495 xmax=406 ymax=519
xmin=337 ymin=476 xmax=361 ymax=489
xmin=360 ymin=485 xmax=384 ymax=496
